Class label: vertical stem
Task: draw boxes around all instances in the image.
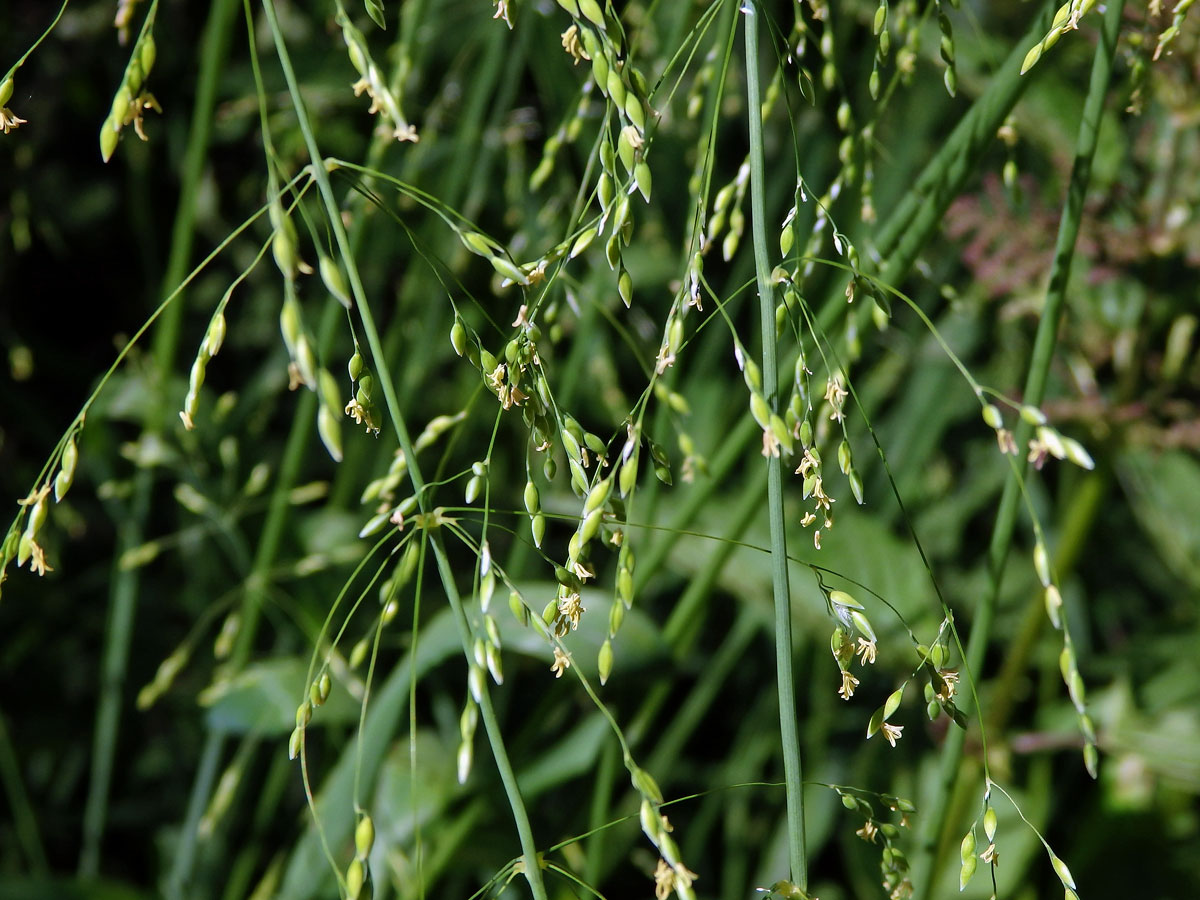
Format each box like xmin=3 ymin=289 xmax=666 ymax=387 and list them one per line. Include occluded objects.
xmin=744 ymin=2 xmax=807 ymax=889
xmin=79 ymin=476 xmax=150 ymax=879
xmin=910 ymin=2 xmax=1125 ymax=895
xmin=165 ymin=730 xmax=226 ymax=900
xmin=259 ymin=4 xmax=547 ymax=897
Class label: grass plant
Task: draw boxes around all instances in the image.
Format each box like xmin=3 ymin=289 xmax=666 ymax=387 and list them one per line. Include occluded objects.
xmin=4 ymin=2 xmax=1200 ymax=899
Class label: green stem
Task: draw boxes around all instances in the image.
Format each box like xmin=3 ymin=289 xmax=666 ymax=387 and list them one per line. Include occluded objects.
xmin=79 ymin=476 xmax=150 ymax=880
xmin=910 ymin=2 xmax=1125 ymax=895
xmin=744 ymin=2 xmax=806 ymax=889
xmin=259 ymin=4 xmax=547 ymax=897
xmin=165 ymin=730 xmax=226 ymax=900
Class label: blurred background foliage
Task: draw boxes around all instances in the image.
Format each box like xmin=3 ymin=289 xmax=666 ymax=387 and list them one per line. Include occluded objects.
xmin=2 ymin=1 xmax=1199 ymax=899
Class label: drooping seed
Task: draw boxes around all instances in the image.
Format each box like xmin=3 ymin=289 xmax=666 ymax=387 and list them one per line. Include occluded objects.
xmin=579 ymin=508 xmax=603 ymax=545
xmin=319 ymin=255 xmax=351 ymax=308
xmin=345 ymin=858 xmax=366 ymax=900
xmin=634 ymin=161 xmax=652 ymax=202
xmin=770 ymin=415 xmax=793 ymax=453
xmin=1044 ymin=584 xmax=1063 ymax=629
xmin=1033 ymin=541 xmax=1051 ymax=586
xmin=110 ymin=85 xmax=133 ymax=123
xmin=591 ymin=50 xmax=611 ymax=98
xmin=617 ymin=566 xmax=633 ymax=607
xmin=317 ymin=406 xmax=343 ymax=462
xmin=565 ymin=227 xmax=595 ymax=261
xmin=568 ymin=459 xmax=588 ymax=496
xmin=1050 ymin=853 xmax=1076 ymax=890
xmin=205 ymin=312 xmax=227 ymax=358
xmin=381 ymin=599 xmax=399 ymax=624
xmin=576 ymin=0 xmax=606 ymax=30
xmin=883 ymin=686 xmax=904 ymax=720
xmin=460 ymin=701 xmax=478 ymax=741
xmin=100 ymin=119 xmax=121 ymax=162
xmin=848 ymin=468 xmax=864 ymax=504
xmin=583 ymin=477 xmax=612 ymax=515
xmin=616 ymin=268 xmax=633 ymax=307
xmin=624 ymin=93 xmax=646 ymax=132
xmin=510 ymin=590 xmax=530 ymax=626
xmin=959 ymin=830 xmax=977 ymax=890
xmin=486 ymin=644 xmax=503 ymax=684
xmin=598 ymin=639 xmax=613 ymax=685
xmin=606 ymin=70 xmax=626 ymax=110
xmin=849 ymin=610 xmax=877 ymax=643
xmin=288 ymin=727 xmax=302 ymax=760
xmin=140 ymin=34 xmax=157 ymax=75
xmin=468 ymin=664 xmax=485 ymax=704
xmin=460 ymin=230 xmax=494 ymax=257
xmin=1020 ymin=404 xmax=1047 ymax=425
xmin=355 ymin=813 xmax=376 ymax=859
xmin=449 ymin=319 xmax=468 ymax=356
xmin=639 ymin=799 xmax=660 ymax=843
xmin=609 ymin=599 xmax=625 ymax=635
xmin=272 ymin=220 xmax=300 ymax=281
xmin=464 ymin=475 xmax=481 ymax=504
xmin=750 ymin=392 xmax=772 ymax=430
xmin=630 ymin=766 xmax=663 ymax=805
xmin=55 ymin=438 xmax=79 ymax=501
xmin=618 ymin=453 xmax=638 ymax=496
xmin=456 ymin=740 xmax=473 ymax=784
xmin=1061 ymin=435 xmax=1095 ymax=470
xmin=489 ymin=254 xmax=530 ymax=285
